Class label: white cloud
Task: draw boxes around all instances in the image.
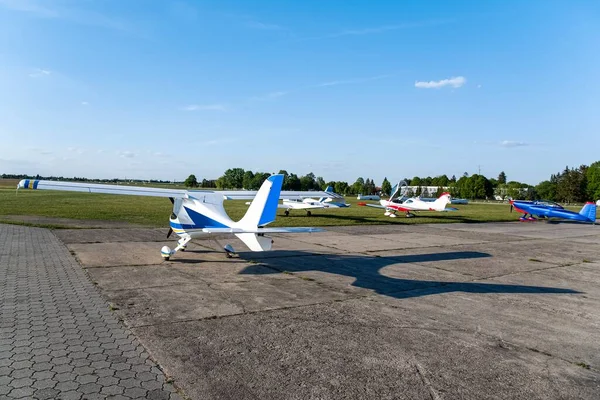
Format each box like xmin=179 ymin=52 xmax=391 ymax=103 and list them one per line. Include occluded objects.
xmin=67 ymin=147 xmax=84 ymax=154
xmin=118 ymin=151 xmax=135 ymax=158
xmin=500 ymin=140 xmax=529 ymax=148
xmin=415 ymin=76 xmax=466 ymax=89
xmin=183 ymin=104 xmax=227 ymax=111
xmin=29 ymin=68 xmax=51 ymax=78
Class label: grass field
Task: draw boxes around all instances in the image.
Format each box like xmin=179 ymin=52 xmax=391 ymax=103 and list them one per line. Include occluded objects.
xmin=0 ymin=178 xmax=582 ymax=228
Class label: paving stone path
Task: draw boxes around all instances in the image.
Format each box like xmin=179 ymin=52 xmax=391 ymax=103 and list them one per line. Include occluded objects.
xmin=0 ymin=224 xmax=185 ymax=400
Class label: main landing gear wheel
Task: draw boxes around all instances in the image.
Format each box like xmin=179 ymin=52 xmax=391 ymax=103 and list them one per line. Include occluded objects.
xmin=284 ymin=210 xmax=289 ymax=216
xmin=406 ymin=213 xmax=415 ymax=218
xmin=307 ymin=211 xmax=312 ymax=216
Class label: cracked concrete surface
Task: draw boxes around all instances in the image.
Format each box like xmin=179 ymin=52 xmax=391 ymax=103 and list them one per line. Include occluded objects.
xmin=4 ymin=221 xmax=600 ymax=399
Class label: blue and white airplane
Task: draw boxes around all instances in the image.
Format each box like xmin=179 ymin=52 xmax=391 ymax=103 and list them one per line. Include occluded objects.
xmin=17 ymin=175 xmax=325 ymax=260
xmin=510 ymin=199 xmax=597 ymax=224
xmin=279 ymin=186 xmax=349 ymax=216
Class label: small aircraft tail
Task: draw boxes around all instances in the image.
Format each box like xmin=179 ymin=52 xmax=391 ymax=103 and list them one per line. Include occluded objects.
xmin=238 ymin=174 xmax=283 ymax=229
xmin=235 ymin=174 xmax=283 ymax=251
xmin=319 ymin=186 xmax=335 ymax=203
xmin=579 ymin=202 xmax=597 ymax=222
xmin=432 ymin=192 xmax=452 ymax=210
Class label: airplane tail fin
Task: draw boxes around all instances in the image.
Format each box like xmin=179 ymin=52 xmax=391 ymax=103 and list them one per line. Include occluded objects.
xmin=579 ymin=202 xmax=597 ymax=222
xmin=238 ymin=174 xmax=283 ymax=229
xmin=235 ymin=174 xmax=284 ymax=251
xmin=319 ymin=186 xmax=335 ymax=203
xmin=432 ymin=192 xmax=452 ymax=210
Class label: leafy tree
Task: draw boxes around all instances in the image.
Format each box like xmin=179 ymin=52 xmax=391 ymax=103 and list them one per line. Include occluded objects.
xmin=184 ymin=174 xmax=198 ymax=188
xmin=410 ymin=177 xmax=422 ymax=186
xmin=316 ymin=176 xmax=326 ymax=190
xmin=251 ymin=172 xmax=270 ymax=189
xmin=287 ymin=173 xmax=301 ymax=190
xmin=220 ymin=168 xmax=245 ymax=189
xmin=300 ymin=172 xmax=316 ymax=191
xmin=278 ymin=170 xmax=290 ymax=190
xmin=498 ymin=171 xmax=507 ymax=185
xmin=381 ymin=177 xmax=392 ymax=196
xmin=351 ymin=177 xmax=365 ymax=195
xmin=450 ymin=175 xmax=457 ymax=183
xmin=201 ymin=178 xmax=216 ymax=188
xmin=586 ymin=161 xmax=600 ymax=200
xmin=556 ymin=165 xmax=586 ymax=203
xmin=535 ymin=180 xmax=556 ymax=201
xmin=334 ymin=181 xmax=349 ymax=195
xmin=242 ymin=170 xmax=255 ymax=189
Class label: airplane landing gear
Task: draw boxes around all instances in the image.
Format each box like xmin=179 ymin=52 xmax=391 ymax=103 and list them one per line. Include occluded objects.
xmin=284 ymin=210 xmax=289 ymax=216
xmin=406 ymin=212 xmax=416 ymax=218
xmin=306 ymin=211 xmax=312 ymax=217
xmin=224 ymin=244 xmax=235 ymax=258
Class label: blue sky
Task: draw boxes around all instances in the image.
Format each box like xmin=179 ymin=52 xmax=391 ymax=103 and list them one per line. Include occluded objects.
xmin=1 ymin=0 xmax=598 ymax=185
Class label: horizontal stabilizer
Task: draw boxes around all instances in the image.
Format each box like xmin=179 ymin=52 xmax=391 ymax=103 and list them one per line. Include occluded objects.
xmin=202 ymin=227 xmax=324 ymax=234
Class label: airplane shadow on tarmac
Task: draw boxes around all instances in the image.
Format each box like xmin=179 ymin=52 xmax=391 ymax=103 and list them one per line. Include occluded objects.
xmin=237 ymin=251 xmax=580 ymax=300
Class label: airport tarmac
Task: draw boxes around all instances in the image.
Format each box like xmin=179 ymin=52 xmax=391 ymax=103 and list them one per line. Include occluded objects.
xmin=2 ymin=221 xmax=600 ymax=399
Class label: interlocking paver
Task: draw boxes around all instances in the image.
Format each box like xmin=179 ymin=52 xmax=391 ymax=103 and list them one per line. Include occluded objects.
xmin=0 ymin=225 xmax=181 ymax=400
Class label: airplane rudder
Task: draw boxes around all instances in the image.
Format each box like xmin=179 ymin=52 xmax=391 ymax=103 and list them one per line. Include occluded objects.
xmin=242 ymin=174 xmax=283 ymax=227
xmin=580 ymin=202 xmax=597 ymax=222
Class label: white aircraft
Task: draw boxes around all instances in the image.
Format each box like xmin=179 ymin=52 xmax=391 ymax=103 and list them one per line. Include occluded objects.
xmin=357 ymin=193 xmax=380 ymax=201
xmin=17 ymin=175 xmax=326 ymax=260
xmin=279 ymin=186 xmax=349 ymax=216
xmin=359 ymin=181 xmax=457 ymax=217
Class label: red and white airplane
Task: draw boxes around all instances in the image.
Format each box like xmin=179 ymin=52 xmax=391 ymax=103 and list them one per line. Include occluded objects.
xmin=358 ymin=181 xmax=458 ymax=218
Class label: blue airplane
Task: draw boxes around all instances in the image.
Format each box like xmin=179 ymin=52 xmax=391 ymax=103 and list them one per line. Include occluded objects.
xmin=509 ymin=199 xmax=597 ymax=224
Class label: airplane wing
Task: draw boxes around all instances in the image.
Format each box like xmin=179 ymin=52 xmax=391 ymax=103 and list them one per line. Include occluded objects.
xmin=215 ymin=190 xmax=342 ymax=200
xmin=17 ymin=179 xmax=342 ymax=202
xmin=357 ymin=202 xmax=386 ymax=209
xmin=278 ymin=203 xmax=327 ymax=210
xmin=201 ymin=227 xmax=324 ymax=233
xmin=17 ymin=179 xmax=189 ymax=198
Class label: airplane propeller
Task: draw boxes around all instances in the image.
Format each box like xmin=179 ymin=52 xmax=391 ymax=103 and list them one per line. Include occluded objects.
xmin=167 ymin=197 xmax=175 ymax=238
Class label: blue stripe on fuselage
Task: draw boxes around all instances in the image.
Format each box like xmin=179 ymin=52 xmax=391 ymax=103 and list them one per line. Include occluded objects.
xmin=172 ymin=206 xmax=229 ymax=230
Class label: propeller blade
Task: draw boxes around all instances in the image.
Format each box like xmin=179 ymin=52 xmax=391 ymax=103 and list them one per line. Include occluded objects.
xmin=510 ymin=204 xmax=513 ymax=213
xmin=167 ymin=228 xmax=173 ymax=238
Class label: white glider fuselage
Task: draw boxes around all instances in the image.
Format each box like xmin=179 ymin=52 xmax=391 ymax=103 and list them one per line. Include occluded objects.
xmin=380 ymin=193 xmax=452 ymax=212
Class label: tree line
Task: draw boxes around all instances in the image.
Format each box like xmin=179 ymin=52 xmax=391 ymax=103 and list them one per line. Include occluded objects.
xmin=185 ymin=161 xmax=600 ymax=203
xmin=5 ymin=160 xmax=599 ymax=202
